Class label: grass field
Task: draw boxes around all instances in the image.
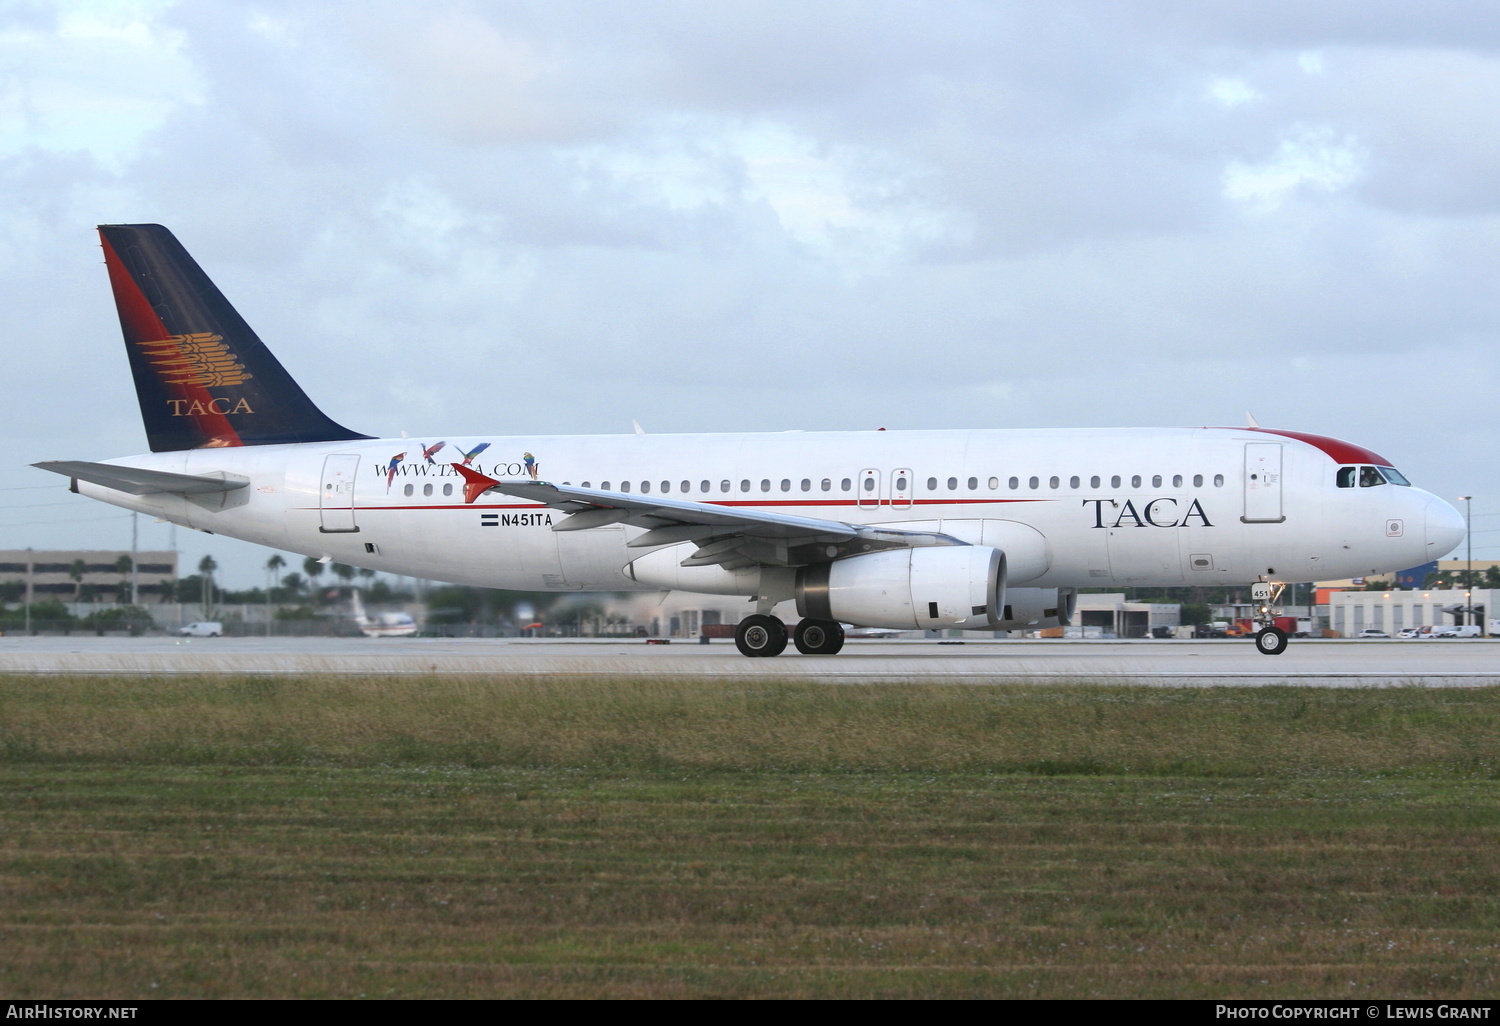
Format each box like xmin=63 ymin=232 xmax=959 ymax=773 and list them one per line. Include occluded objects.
xmin=1 ymin=674 xmax=1498 ymax=998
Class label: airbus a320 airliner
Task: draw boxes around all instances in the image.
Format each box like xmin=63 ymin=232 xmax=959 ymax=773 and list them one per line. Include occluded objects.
xmin=35 ymin=225 xmax=1466 ymax=656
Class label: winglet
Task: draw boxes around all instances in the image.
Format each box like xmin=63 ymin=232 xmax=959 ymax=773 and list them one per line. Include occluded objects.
xmin=450 ymin=462 xmax=500 ymax=504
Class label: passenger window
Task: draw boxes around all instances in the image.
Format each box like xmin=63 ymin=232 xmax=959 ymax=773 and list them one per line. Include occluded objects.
xmin=927 ymin=477 xmax=937 ymax=490
xmin=1009 ymin=477 xmax=1019 ymax=490
xmin=1152 ymin=475 xmax=1162 ymax=488
xmin=1131 ymin=475 xmax=1141 ymax=488
xmin=1192 ymin=474 xmax=1202 ymax=487
xmin=403 ymin=484 xmax=414 ymax=497
xmin=1213 ymin=474 xmax=1224 ymax=487
xmin=443 ymin=483 xmax=453 ymax=496
xmin=761 ymin=479 xmax=771 ymax=492
xmin=1111 ymin=475 xmax=1121 ymax=488
xmin=1069 ymin=476 xmax=1080 ymax=489
xmin=423 ymin=483 xmax=433 ymax=497
xmin=780 ymin=479 xmax=791 ymax=492
xmin=1359 ymin=465 xmax=1386 ymax=488
xmin=841 ymin=479 xmax=851 ymax=491
xmin=968 ymin=477 xmax=978 ymax=490
xmin=720 ymin=481 xmax=730 ymax=493
xmin=988 ymin=477 xmax=999 ymax=490
xmin=700 ymin=480 xmax=709 ymax=493
xmin=621 ymin=481 xmax=631 ymax=493
xmin=863 ymin=477 xmax=875 ymax=492
xmin=1049 ymin=476 xmax=1059 ymax=489
xmin=661 ymin=481 xmax=670 ymax=493
xmin=821 ymin=479 xmax=831 ymax=491
xmin=740 ymin=480 xmax=750 ymax=492
xmin=1090 ymin=476 xmax=1100 ymax=488
xmin=801 ymin=479 xmax=811 ymax=491
xmin=601 ymin=481 xmax=611 ymax=491
xmin=1029 ymin=477 xmax=1039 ymax=489
xmin=1172 ymin=474 xmax=1182 ymax=488
xmin=641 ymin=481 xmax=651 ymax=494
xmin=945 ymin=477 xmax=956 ymax=490
xmin=581 ymin=481 xmax=591 ymax=489
xmin=896 ymin=476 xmax=908 ymax=490
xmin=1336 ymin=467 xmax=1356 ymax=488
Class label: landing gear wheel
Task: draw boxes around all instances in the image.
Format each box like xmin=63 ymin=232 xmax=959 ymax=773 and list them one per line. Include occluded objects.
xmin=736 ymin=614 xmax=788 ymax=657
xmin=1254 ymin=627 xmax=1288 ymax=655
xmin=794 ymin=618 xmax=845 ymax=655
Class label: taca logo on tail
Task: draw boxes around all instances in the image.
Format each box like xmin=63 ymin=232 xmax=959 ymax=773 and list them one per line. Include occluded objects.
xmin=98 ymin=223 xmax=369 ymax=452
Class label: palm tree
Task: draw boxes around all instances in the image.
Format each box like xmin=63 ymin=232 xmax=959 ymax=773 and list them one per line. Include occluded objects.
xmin=265 ymin=554 xmax=286 ymax=634
xmin=68 ymin=559 xmax=87 ymax=605
xmin=114 ymin=554 xmax=133 ymax=605
xmin=303 ymin=556 xmax=325 ymax=605
xmin=198 ymin=555 xmax=218 ymax=618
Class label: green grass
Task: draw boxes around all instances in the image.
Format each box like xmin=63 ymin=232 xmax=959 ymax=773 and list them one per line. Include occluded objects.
xmin=1 ymin=675 xmax=1498 ymax=998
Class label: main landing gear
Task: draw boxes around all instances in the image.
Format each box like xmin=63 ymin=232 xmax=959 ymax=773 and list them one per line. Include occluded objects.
xmin=734 ymin=616 xmax=844 ymax=657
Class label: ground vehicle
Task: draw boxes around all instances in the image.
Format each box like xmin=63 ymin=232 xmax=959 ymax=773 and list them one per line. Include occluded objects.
xmin=1356 ymin=628 xmax=1389 ymax=638
xmin=1396 ymin=627 xmax=1423 ymax=638
xmin=178 ymin=621 xmax=222 ymax=637
xmin=1431 ymin=625 xmax=1482 ymax=638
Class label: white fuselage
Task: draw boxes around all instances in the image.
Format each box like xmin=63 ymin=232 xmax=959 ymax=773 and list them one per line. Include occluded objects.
xmin=77 ymin=426 xmax=1458 ymax=595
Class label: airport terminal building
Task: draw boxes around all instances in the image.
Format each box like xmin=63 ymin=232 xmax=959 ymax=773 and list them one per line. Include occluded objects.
xmin=0 ymin=550 xmax=178 ymax=603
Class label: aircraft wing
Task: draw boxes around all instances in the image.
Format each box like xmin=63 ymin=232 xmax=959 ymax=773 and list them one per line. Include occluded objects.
xmin=453 ymin=465 xmax=963 ymax=569
xmin=32 ymin=460 xmax=250 ymax=496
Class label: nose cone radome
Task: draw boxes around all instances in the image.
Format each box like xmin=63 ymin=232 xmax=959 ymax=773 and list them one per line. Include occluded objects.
xmin=1425 ymin=497 xmax=1467 ymax=558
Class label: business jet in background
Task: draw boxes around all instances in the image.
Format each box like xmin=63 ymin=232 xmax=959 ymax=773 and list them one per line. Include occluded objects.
xmin=34 ymin=225 xmax=1465 ymax=657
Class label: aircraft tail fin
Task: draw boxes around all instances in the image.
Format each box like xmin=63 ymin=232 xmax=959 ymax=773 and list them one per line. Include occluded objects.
xmin=97 ymin=223 xmax=370 ymax=452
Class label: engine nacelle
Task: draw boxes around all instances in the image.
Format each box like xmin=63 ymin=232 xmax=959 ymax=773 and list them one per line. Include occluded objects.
xmin=993 ymin=586 xmax=1077 ymax=630
xmin=796 ymin=546 xmax=1006 ymax=630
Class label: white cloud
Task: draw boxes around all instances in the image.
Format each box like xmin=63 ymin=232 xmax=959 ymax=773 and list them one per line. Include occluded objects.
xmin=1223 ymin=126 xmax=1364 ymax=208
xmin=1206 ymin=77 xmax=1261 ymax=107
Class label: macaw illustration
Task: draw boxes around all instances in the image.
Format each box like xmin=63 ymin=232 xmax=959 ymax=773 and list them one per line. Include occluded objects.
xmin=459 ymin=442 xmax=491 ymax=466
xmin=523 ymin=452 xmax=539 ymax=480
xmin=420 ymin=441 xmax=446 ymax=465
xmin=385 ymin=452 xmax=407 ymax=489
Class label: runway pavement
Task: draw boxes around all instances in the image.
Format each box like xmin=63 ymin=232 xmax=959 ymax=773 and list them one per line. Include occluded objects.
xmin=0 ymin=635 xmax=1495 ymax=685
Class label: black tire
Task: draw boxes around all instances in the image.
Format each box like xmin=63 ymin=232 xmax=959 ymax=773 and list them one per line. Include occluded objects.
xmin=794 ymin=618 xmax=845 ymax=655
xmin=1254 ymin=627 xmax=1288 ymax=655
xmin=735 ymin=614 xmax=788 ymax=657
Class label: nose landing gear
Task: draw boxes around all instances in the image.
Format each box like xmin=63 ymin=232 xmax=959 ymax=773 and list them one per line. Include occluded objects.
xmin=1251 ymin=580 xmax=1289 ymax=656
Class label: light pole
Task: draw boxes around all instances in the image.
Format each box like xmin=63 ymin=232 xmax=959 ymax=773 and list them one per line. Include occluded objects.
xmin=1459 ymin=496 xmax=1475 ymax=633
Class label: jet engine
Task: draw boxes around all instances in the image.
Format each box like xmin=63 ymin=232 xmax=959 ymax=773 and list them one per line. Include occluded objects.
xmin=992 ymin=587 xmax=1077 ymax=631
xmin=795 ymin=546 xmax=1006 ymax=630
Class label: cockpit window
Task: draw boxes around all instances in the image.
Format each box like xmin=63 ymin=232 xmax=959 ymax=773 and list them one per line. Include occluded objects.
xmin=1382 ymin=467 xmax=1411 ymax=486
xmin=1336 ymin=467 xmax=1357 ymax=488
xmin=1359 ymin=465 xmax=1386 ymax=487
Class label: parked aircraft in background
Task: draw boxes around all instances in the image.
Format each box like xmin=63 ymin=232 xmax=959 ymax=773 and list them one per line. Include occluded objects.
xmin=34 ymin=225 xmax=1467 ymax=657
xmin=349 ymin=588 xmax=417 ymax=638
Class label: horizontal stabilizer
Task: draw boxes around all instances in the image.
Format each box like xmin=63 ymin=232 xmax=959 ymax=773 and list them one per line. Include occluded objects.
xmin=32 ymin=460 xmax=249 ymax=496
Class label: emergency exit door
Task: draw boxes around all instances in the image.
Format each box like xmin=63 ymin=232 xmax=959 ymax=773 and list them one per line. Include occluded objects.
xmin=319 ymin=454 xmax=361 ymax=533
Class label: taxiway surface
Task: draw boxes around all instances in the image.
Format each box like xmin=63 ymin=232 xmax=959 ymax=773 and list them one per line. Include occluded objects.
xmin=0 ymin=636 xmax=1494 ymax=685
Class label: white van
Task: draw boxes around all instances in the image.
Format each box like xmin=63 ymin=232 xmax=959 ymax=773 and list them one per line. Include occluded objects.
xmin=178 ymin=622 xmax=223 ymax=638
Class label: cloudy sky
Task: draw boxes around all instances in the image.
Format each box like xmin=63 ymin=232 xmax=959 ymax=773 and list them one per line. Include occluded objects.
xmin=3 ymin=0 xmax=1498 ymax=586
